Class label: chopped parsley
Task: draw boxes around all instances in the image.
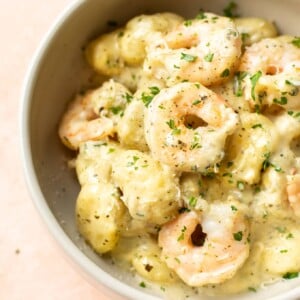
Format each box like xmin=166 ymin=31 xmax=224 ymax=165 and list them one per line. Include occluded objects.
xmin=192 ymin=99 xmax=202 ymax=105
xmin=221 ymin=68 xmax=230 ymax=77
xmin=204 ymin=52 xmax=214 ymax=62
xmin=166 ymin=119 xmax=181 ymax=135
xmin=250 ymin=71 xmax=262 ymax=100
xmin=196 ymin=10 xmax=207 ymax=20
xmin=273 ymin=96 xmax=288 ymax=105
xmin=262 ymin=152 xmax=282 ymax=172
xmin=234 ymin=71 xmax=248 ymax=97
xmin=280 ymin=249 xmax=288 ymax=253
xmin=110 ymin=106 xmax=123 ymax=115
xmin=177 ymin=226 xmax=187 ymax=241
xmin=124 ymin=92 xmax=133 ymax=103
xmin=139 ymin=281 xmax=146 ymax=288
xmin=223 ymin=1 xmax=239 ymax=18
xmin=237 ymin=181 xmax=245 ymax=190
xmin=252 ymin=123 xmax=263 ymax=129
xmin=231 ymin=205 xmax=238 ymax=211
xmin=189 ymin=196 xmax=197 ymax=207
xmin=181 ymin=52 xmax=198 ymax=62
xmin=248 ymin=287 xmax=257 ymax=292
xmin=141 ymin=86 xmax=160 ymax=107
xmin=291 ymin=37 xmax=300 ymax=48
xmin=283 ymin=272 xmax=299 ymax=279
xmin=233 ymin=231 xmax=243 ymax=241
xmin=184 ymin=19 xmax=193 ymax=26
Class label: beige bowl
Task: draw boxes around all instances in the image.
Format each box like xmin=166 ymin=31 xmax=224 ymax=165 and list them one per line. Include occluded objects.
xmin=21 ymin=0 xmax=300 ymax=299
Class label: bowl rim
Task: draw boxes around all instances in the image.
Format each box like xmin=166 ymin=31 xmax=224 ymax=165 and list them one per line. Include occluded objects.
xmin=19 ymin=1 xmax=158 ymax=299
xmin=19 ymin=1 xmax=300 ymax=300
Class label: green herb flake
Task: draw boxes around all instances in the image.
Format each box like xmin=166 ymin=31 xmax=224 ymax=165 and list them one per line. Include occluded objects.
xmin=233 ymin=231 xmax=243 ymax=241
xmin=196 ymin=10 xmax=207 ymax=20
xmin=124 ymin=92 xmax=133 ymax=103
xmin=273 ymin=97 xmax=288 ymax=105
xmin=291 ymin=37 xmax=300 ymax=48
xmin=237 ymin=181 xmax=245 ymax=190
xmin=177 ymin=226 xmax=187 ymax=241
xmin=221 ymin=68 xmax=230 ymax=77
xmin=181 ymin=52 xmax=198 ymax=62
xmin=250 ymin=71 xmax=262 ymax=100
xmin=286 ymin=233 xmax=294 ymax=239
xmin=110 ymin=106 xmax=123 ymax=115
xmin=241 ymin=32 xmax=250 ymax=43
xmin=139 ymin=281 xmax=146 ymax=288
xmin=280 ymin=249 xmax=288 ymax=253
xmin=252 ymin=123 xmax=262 ymax=129
xmin=189 ymin=196 xmax=197 ymax=207
xmin=184 ymin=20 xmax=193 ymax=27
xmin=248 ymin=287 xmax=257 ymax=292
xmin=231 ymin=205 xmax=238 ymax=211
xmin=283 ymin=272 xmax=299 ymax=279
xmin=192 ymin=99 xmax=202 ymax=105
xmin=234 ymin=71 xmax=248 ymax=97
xmin=141 ymin=86 xmax=160 ymax=107
xmin=166 ymin=119 xmax=181 ymax=135
xmin=204 ymin=52 xmax=214 ymax=62
xmin=223 ymin=1 xmax=239 ymax=18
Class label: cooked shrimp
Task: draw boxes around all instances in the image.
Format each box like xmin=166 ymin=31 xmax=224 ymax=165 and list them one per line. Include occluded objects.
xmin=59 ymin=80 xmax=131 ymax=150
xmin=239 ymin=36 xmax=300 ymax=110
xmin=144 ymin=82 xmax=239 ymax=172
xmin=144 ymin=13 xmax=242 ymax=87
xmin=158 ymin=202 xmax=250 ymax=286
xmin=58 ymin=93 xmax=114 ymax=150
xmin=287 ymin=174 xmax=300 ymax=218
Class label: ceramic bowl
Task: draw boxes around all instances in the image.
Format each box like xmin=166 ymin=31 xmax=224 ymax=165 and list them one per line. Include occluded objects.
xmin=21 ymin=0 xmax=300 ymax=299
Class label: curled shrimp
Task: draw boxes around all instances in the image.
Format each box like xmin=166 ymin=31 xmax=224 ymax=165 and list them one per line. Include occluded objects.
xmin=286 ymin=174 xmax=300 ymax=218
xmin=238 ymin=36 xmax=300 ymax=110
xmin=145 ymin=13 xmax=242 ymax=87
xmin=144 ymin=82 xmax=239 ymax=172
xmin=59 ymin=80 xmax=131 ymax=150
xmin=158 ymin=202 xmax=250 ymax=286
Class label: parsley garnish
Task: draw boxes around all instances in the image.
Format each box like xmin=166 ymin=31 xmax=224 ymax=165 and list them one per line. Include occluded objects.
xmin=141 ymin=86 xmax=160 ymax=107
xmin=231 ymin=205 xmax=238 ymax=211
xmin=221 ymin=68 xmax=230 ymax=77
xmin=192 ymin=99 xmax=202 ymax=105
xmin=237 ymin=181 xmax=245 ymax=190
xmin=283 ymin=272 xmax=299 ymax=279
xmin=273 ymin=97 xmax=288 ymax=105
xmin=204 ymin=53 xmax=214 ymax=62
xmin=124 ymin=92 xmax=133 ymax=103
xmin=262 ymin=152 xmax=282 ymax=172
xmin=291 ymin=37 xmax=300 ymax=48
xmin=177 ymin=226 xmax=187 ymax=241
xmin=234 ymin=71 xmax=248 ymax=97
xmin=110 ymin=106 xmax=123 ymax=115
xmin=189 ymin=197 xmax=197 ymax=207
xmin=196 ymin=10 xmax=207 ymax=20
xmin=223 ymin=1 xmax=239 ymax=18
xmin=184 ymin=20 xmax=193 ymax=26
xmin=250 ymin=71 xmax=262 ymax=100
xmin=248 ymin=287 xmax=257 ymax=292
xmin=181 ymin=52 xmax=198 ymax=62
xmin=139 ymin=281 xmax=146 ymax=288
xmin=233 ymin=231 xmax=243 ymax=241
xmin=166 ymin=119 xmax=181 ymax=135
xmin=252 ymin=123 xmax=262 ymax=129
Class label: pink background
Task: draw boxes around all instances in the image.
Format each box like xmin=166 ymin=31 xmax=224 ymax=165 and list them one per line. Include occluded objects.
xmin=0 ymin=1 xmax=125 ymax=299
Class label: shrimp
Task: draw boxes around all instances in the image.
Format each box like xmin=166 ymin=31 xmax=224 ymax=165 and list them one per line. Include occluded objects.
xmin=59 ymin=80 xmax=131 ymax=150
xmin=286 ymin=174 xmax=300 ymax=218
xmin=144 ymin=13 xmax=242 ymax=87
xmin=238 ymin=36 xmax=300 ymax=110
xmin=158 ymin=201 xmax=250 ymax=286
xmin=144 ymin=82 xmax=239 ymax=172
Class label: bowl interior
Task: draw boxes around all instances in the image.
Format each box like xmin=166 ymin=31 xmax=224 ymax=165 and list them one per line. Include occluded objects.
xmin=23 ymin=0 xmax=300 ymax=299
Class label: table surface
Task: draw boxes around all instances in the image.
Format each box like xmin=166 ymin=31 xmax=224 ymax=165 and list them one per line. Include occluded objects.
xmin=0 ymin=1 xmax=125 ymax=299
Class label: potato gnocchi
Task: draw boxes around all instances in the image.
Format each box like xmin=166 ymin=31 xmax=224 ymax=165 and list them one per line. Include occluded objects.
xmin=59 ymin=8 xmax=300 ymax=298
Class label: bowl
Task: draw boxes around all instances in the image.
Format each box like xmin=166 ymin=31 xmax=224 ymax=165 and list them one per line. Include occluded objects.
xmin=21 ymin=0 xmax=300 ymax=299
